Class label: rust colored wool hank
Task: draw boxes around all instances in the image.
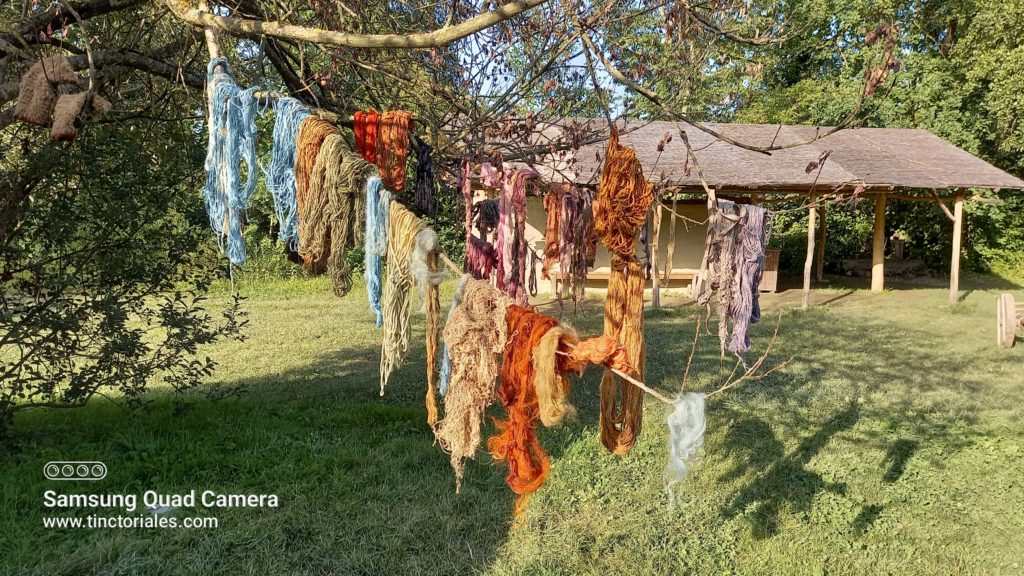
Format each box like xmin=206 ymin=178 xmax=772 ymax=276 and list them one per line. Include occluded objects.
xmin=434 ymin=279 xmax=510 ymax=491
xmin=488 ymin=305 xmax=560 ymax=516
xmin=376 ymin=111 xmax=412 ymax=191
xmin=294 ymin=116 xmax=339 ymax=252
xmin=564 ymin=335 xmax=636 ymax=376
xmin=593 ymin=128 xmax=654 ymax=455
xmin=353 ymin=110 xmax=379 ymax=164
xmin=541 ymin=185 xmax=565 ymax=282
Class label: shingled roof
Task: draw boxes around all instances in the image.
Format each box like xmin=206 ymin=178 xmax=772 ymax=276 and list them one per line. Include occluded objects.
xmin=534 ymin=120 xmax=1024 ymax=193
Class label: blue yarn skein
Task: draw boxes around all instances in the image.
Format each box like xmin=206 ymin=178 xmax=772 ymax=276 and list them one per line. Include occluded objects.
xmin=202 ymin=57 xmax=260 ymax=266
xmin=364 ymin=175 xmax=391 ymax=327
xmin=264 ymin=97 xmax=309 ymax=249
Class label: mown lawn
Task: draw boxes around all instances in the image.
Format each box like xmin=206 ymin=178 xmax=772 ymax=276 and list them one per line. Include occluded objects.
xmin=1 ymin=275 xmax=1023 ymax=575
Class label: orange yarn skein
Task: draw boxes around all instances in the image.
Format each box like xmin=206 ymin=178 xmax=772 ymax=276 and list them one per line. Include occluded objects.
xmin=592 ymin=127 xmax=654 ymax=455
xmin=488 ymin=305 xmax=560 ymax=516
xmin=295 ymin=117 xmax=338 ymax=213
xmin=376 ymin=111 xmax=412 ymax=191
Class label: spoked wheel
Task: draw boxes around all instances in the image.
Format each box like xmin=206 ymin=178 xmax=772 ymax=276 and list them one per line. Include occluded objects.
xmin=997 ymin=293 xmax=1019 ymax=349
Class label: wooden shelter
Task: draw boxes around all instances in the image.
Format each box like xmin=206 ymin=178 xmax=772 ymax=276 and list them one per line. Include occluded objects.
xmin=526 ymin=120 xmax=1024 ymax=305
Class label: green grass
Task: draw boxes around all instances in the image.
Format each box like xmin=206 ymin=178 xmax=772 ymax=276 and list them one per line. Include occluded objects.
xmin=2 ymin=276 xmax=1023 ymax=575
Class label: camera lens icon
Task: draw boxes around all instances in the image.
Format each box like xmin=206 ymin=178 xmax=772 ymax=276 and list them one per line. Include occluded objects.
xmin=44 ymin=461 xmax=107 ymax=481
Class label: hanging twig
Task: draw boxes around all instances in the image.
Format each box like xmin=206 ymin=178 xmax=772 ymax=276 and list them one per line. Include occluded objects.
xmin=680 ymin=312 xmax=701 ymax=390
xmin=704 ymin=310 xmax=793 ymax=400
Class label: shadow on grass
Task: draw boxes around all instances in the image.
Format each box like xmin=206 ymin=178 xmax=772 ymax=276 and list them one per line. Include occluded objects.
xmin=2 ymin=283 xmax=1019 ymax=573
xmin=1 ymin=339 xmax=514 ymax=576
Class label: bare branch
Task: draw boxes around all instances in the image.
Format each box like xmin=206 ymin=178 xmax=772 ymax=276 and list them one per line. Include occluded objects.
xmin=165 ymin=0 xmax=550 ymax=49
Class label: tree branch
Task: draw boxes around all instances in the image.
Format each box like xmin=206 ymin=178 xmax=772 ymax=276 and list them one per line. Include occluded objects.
xmin=164 ymin=0 xmax=550 ymax=49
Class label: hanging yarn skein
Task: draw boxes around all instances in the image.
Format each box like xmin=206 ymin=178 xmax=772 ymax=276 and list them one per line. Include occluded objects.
xmin=696 ymin=199 xmax=740 ymax=353
xmin=353 ymin=110 xmax=379 ymax=164
xmin=438 ymin=274 xmax=470 ymax=397
xmin=264 ymin=97 xmax=309 ymax=249
xmin=488 ymin=305 xmax=559 ymax=516
xmin=364 ymin=175 xmax=392 ymax=327
xmin=414 ymin=135 xmax=435 ymax=216
xmin=558 ymin=186 xmax=594 ymax=311
xmin=461 ymin=160 xmax=498 ymax=281
xmin=533 ymin=324 xmax=578 ymax=428
xmin=201 ymin=57 xmax=260 ymax=266
xmin=294 ymin=117 xmax=339 ymax=272
xmin=593 ymin=128 xmax=654 ymax=455
xmin=495 ymin=168 xmax=539 ymax=304
xmin=379 ymin=202 xmax=443 ymax=425
xmin=376 ymin=111 xmax=412 ymax=191
xmin=412 ymin=227 xmax=445 ymax=425
xmin=729 ymin=205 xmax=770 ymax=354
xmin=298 ymin=132 xmax=371 ymax=295
xmin=14 ymin=56 xmax=79 ymax=127
xmin=541 ymin=185 xmax=564 ymax=282
xmin=435 ymin=278 xmax=510 ymax=491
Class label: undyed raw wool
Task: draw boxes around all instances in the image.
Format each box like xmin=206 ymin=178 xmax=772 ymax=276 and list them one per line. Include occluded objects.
xmin=15 ymin=56 xmax=79 ymax=126
xmin=434 ymin=279 xmax=510 ymax=491
xmin=666 ymin=392 xmax=706 ymax=490
xmin=438 ymin=274 xmax=471 ymax=397
xmin=532 ymin=325 xmax=578 ymax=428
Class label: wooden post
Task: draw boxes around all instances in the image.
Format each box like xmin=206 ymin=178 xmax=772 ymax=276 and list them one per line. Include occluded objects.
xmin=871 ymin=193 xmax=887 ymax=292
xmin=802 ymin=193 xmax=817 ymax=310
xmin=664 ymin=198 xmax=676 ymax=283
xmin=650 ymin=205 xmax=662 ymax=309
xmin=816 ymin=204 xmax=827 ymax=281
xmin=949 ymin=190 xmax=965 ymax=304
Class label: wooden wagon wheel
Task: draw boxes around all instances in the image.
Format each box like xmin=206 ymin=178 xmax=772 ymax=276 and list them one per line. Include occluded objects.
xmin=997 ymin=293 xmax=1019 ymax=349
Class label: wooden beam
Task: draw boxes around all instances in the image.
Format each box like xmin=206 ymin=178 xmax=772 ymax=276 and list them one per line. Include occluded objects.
xmin=872 ymin=193 xmax=887 ymax=292
xmin=950 ymin=191 xmax=965 ymax=304
xmin=802 ymin=193 xmax=817 ymax=309
xmin=816 ymin=204 xmax=827 ymax=281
